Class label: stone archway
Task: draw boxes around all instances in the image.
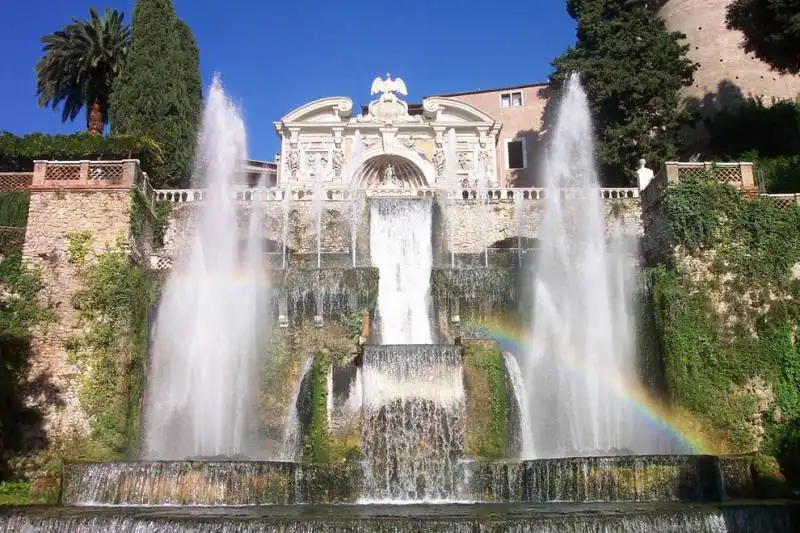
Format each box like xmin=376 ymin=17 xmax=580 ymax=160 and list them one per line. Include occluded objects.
xmin=353 ymin=154 xmax=429 ymax=189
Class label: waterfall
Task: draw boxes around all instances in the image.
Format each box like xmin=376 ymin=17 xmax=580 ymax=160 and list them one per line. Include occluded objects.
xmin=279 ymin=356 xmax=314 ymax=461
xmin=369 ymin=198 xmax=434 ymax=345
xmin=524 ymin=72 xmax=667 ymax=458
xmin=360 ymin=345 xmax=465 ymax=502
xmin=143 ymin=74 xmax=270 ymax=460
xmin=503 ymin=352 xmax=535 ymax=459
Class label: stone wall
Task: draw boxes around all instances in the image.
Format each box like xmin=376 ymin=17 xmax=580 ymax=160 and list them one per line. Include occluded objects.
xmin=158 ymin=196 xmax=642 ymax=268
xmin=21 ymin=190 xmax=135 ymax=446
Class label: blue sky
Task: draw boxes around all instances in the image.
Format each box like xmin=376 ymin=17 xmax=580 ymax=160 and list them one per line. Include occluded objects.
xmin=0 ymin=1 xmax=576 ymax=161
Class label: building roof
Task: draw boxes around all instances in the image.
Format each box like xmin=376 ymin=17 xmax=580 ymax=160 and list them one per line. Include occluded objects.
xmin=426 ymin=81 xmax=550 ymax=99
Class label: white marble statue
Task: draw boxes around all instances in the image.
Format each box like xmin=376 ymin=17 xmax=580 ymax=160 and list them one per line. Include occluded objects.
xmin=637 ymin=159 xmax=654 ymax=191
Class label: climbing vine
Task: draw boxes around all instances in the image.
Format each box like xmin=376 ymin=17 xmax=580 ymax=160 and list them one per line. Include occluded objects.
xmin=651 ymin=177 xmax=800 ymax=489
xmin=68 ymin=242 xmax=157 ymax=459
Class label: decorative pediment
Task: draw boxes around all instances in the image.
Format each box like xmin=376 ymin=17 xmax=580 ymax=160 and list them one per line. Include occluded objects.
xmin=422 ymin=97 xmax=496 ymax=124
xmin=277 ymin=97 xmax=354 ymax=126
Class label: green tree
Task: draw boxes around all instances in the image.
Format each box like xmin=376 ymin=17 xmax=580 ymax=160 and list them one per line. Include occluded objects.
xmin=727 ymin=0 xmax=800 ymax=75
xmin=110 ymin=0 xmax=202 ymax=188
xmin=549 ymin=0 xmax=697 ymax=184
xmin=35 ymin=8 xmax=131 ymax=136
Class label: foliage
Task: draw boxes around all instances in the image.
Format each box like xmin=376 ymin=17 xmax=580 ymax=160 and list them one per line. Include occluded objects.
xmin=726 ymin=0 xmax=800 ymax=75
xmin=110 ymin=0 xmax=202 ymax=188
xmin=0 ymin=132 xmax=163 ymax=173
xmin=463 ymin=340 xmax=507 ymax=460
xmin=652 ymin=178 xmax=800 ymax=487
xmin=153 ymin=200 xmax=173 ymax=249
xmin=300 ymin=356 xmax=331 ymax=463
xmin=68 ymin=242 xmax=157 ymax=458
xmin=35 ymin=8 xmax=131 ymax=136
xmin=701 ymin=98 xmax=800 ymax=193
xmin=0 ymin=191 xmax=31 ymax=229
xmin=550 ymin=0 xmax=697 ymax=185
xmin=0 ymin=257 xmax=53 ymax=480
xmin=0 ymin=191 xmax=31 ymax=257
xmin=0 ymin=481 xmax=30 ymax=505
xmin=66 ymin=231 xmax=92 ymax=266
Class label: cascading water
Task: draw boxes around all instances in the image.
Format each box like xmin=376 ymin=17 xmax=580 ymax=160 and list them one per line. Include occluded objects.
xmin=360 ymin=345 xmax=465 ymax=501
xmin=143 ymin=74 xmax=270 ymax=460
xmin=503 ymin=351 xmax=535 ymax=459
xmin=279 ymin=356 xmax=315 ymax=461
xmin=524 ymin=72 xmax=668 ymax=458
xmin=369 ymin=198 xmax=434 ymax=345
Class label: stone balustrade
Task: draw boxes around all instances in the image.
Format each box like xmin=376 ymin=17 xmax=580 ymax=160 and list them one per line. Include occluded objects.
xmin=153 ymin=186 xmax=641 ymax=204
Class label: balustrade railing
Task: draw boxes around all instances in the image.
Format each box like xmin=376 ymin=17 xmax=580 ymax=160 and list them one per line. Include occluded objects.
xmin=152 ymin=186 xmax=641 ymax=203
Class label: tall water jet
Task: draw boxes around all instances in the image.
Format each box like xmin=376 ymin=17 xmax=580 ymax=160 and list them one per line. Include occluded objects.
xmin=445 ymin=129 xmax=458 ymax=268
xmin=143 ymin=74 xmax=270 ymax=459
xmin=312 ymin=163 xmax=324 ymax=268
xmin=369 ymin=199 xmax=434 ymax=344
xmin=281 ymin=181 xmax=293 ymax=269
xmin=524 ymin=72 xmax=663 ymax=458
xmin=346 ymin=131 xmax=364 ymax=266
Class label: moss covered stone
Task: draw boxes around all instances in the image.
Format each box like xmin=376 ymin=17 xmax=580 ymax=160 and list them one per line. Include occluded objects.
xmin=462 ymin=339 xmax=508 ymax=460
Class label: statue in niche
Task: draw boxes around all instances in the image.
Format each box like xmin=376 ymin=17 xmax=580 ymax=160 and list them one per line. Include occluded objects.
xmin=286 ymin=148 xmax=299 ymax=178
xmin=458 ymin=153 xmax=473 ymax=171
xmin=380 ymin=164 xmax=397 ymax=187
xmin=478 ymin=149 xmax=491 ymax=174
xmin=433 ymin=146 xmax=446 ymax=177
xmin=332 ymin=149 xmax=344 ymax=177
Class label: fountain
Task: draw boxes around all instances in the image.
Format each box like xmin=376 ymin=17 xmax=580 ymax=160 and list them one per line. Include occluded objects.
xmin=1 ymin=72 xmax=796 ymax=533
xmin=312 ymin=162 xmax=324 ymax=268
xmin=346 ymin=131 xmax=365 ymax=267
xmin=445 ymin=128 xmax=458 ymax=268
xmin=141 ymin=74 xmax=270 ymax=460
xmin=522 ymin=72 xmax=680 ymax=458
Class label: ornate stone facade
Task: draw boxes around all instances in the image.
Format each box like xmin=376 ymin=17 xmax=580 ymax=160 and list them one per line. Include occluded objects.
xmin=273 ymin=75 xmax=502 ymax=189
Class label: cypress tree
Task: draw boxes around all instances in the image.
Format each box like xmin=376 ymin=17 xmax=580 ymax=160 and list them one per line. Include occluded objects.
xmin=110 ymin=0 xmax=202 ymax=188
xmin=549 ymin=0 xmax=697 ymax=185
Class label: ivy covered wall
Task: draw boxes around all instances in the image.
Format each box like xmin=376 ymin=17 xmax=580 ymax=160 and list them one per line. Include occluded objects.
xmin=648 ymin=177 xmax=800 ymax=490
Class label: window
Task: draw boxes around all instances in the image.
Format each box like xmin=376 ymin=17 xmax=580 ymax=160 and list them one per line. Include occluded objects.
xmin=501 ymin=91 xmax=523 ymax=108
xmin=506 ymin=139 xmax=526 ymax=169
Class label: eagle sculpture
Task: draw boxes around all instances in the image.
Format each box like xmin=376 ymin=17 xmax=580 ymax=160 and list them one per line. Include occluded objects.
xmin=370 ymin=73 xmax=408 ymax=98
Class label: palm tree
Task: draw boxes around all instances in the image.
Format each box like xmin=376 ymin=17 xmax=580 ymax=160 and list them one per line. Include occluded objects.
xmin=35 ymin=8 xmax=130 ymax=136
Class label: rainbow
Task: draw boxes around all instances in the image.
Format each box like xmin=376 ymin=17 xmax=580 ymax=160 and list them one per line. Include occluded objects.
xmin=460 ymin=318 xmax=716 ymax=455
